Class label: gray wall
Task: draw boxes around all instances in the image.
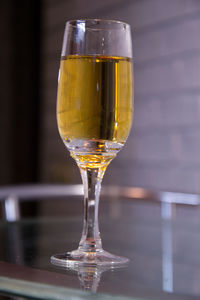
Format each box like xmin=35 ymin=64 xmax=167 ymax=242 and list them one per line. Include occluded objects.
xmin=40 ymin=0 xmax=200 ymax=193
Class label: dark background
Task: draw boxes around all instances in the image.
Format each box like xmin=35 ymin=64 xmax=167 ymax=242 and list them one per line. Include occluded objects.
xmin=0 ymin=0 xmax=41 ymax=184
xmin=1 ymin=0 xmax=200 ymax=193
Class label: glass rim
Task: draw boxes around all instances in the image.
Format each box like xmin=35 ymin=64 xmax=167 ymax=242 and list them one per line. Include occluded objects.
xmin=66 ymin=18 xmax=130 ymax=28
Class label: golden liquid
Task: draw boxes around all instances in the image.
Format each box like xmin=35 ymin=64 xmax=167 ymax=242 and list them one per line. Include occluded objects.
xmin=57 ymin=55 xmax=133 ymax=145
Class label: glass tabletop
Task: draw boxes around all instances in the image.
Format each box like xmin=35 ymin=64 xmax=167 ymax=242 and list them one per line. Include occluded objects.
xmin=0 ymin=190 xmax=199 ymax=300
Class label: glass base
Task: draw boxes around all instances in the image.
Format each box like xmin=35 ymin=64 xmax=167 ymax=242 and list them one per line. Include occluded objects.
xmin=51 ymin=249 xmax=129 ymax=268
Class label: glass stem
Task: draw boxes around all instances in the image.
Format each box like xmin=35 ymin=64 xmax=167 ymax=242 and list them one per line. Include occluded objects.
xmin=78 ymin=166 xmax=106 ymax=252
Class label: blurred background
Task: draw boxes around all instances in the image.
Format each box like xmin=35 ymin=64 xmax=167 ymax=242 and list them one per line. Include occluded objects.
xmin=1 ymin=0 xmax=200 ymax=194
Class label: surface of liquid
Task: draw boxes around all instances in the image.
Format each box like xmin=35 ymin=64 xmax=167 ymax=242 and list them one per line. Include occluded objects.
xmin=57 ymin=55 xmax=133 ymax=146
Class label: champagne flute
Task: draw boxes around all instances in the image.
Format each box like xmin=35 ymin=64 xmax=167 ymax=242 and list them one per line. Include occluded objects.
xmin=51 ymin=19 xmax=133 ymax=267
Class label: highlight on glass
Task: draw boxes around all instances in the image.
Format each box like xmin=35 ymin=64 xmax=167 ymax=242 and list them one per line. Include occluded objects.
xmin=51 ymin=19 xmax=133 ymax=267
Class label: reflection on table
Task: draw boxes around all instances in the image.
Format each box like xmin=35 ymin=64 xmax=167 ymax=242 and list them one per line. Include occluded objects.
xmin=0 ymin=184 xmax=200 ymax=300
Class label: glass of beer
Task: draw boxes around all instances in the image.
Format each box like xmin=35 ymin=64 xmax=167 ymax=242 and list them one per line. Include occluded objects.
xmin=51 ymin=19 xmax=133 ymax=267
